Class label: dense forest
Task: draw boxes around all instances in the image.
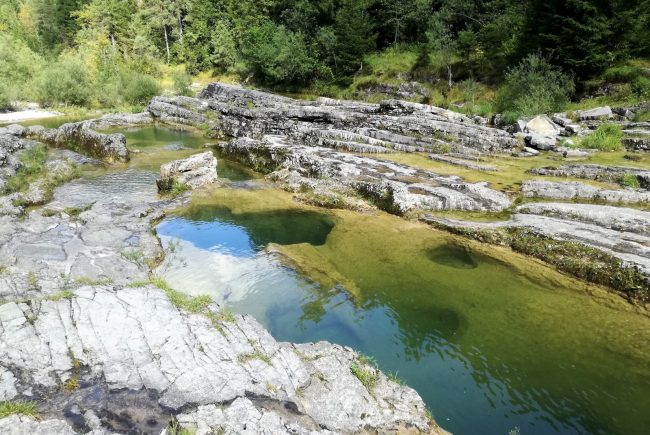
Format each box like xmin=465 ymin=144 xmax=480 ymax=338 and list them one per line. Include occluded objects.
xmin=1 ymin=0 xmax=649 ymax=119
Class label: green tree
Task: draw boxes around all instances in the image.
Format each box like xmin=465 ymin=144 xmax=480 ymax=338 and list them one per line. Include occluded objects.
xmin=332 ymin=0 xmax=375 ymax=76
xmin=240 ymin=20 xmax=318 ymax=83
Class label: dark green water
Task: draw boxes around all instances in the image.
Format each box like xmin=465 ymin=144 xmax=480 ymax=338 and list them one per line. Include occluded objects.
xmin=73 ymin=125 xmax=649 ymax=435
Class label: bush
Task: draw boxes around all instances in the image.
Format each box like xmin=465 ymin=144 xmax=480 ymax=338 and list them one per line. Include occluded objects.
xmin=618 ymin=174 xmax=641 ymax=189
xmin=495 ymin=54 xmax=574 ymax=120
xmin=240 ymin=21 xmax=318 ymax=84
xmin=580 ymin=124 xmax=623 ymax=151
xmin=0 ymin=81 xmax=12 ymax=111
xmin=631 ymin=76 xmax=650 ymax=98
xmin=36 ymin=57 xmax=93 ymax=106
xmin=172 ymin=70 xmax=193 ymax=96
xmin=120 ymin=72 xmax=160 ymax=105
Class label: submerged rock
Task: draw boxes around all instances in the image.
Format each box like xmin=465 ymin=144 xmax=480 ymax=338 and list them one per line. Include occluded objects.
xmin=156 ymin=151 xmax=218 ymax=191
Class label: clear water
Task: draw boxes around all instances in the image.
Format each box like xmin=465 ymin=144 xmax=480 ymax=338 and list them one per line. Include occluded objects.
xmin=156 ymin=201 xmax=650 ymax=435
xmin=67 ymin=126 xmax=650 ymax=435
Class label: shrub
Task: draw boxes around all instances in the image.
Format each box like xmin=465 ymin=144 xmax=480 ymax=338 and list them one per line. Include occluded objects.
xmin=580 ymin=124 xmax=623 ymax=151
xmin=0 ymin=80 xmax=12 ymax=111
xmin=495 ymin=54 xmax=574 ymax=120
xmin=631 ymin=76 xmax=650 ymax=98
xmin=36 ymin=57 xmax=93 ymax=106
xmin=120 ymin=72 xmax=160 ymax=105
xmin=172 ymin=70 xmax=193 ymax=97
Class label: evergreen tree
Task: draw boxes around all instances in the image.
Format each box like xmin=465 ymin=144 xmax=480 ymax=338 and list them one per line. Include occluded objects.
xmin=332 ymin=0 xmax=375 ymax=76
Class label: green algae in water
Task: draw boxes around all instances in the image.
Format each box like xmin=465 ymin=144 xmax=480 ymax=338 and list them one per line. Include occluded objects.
xmin=427 ymin=244 xmax=479 ymax=269
xmin=156 ymin=188 xmax=650 ymax=435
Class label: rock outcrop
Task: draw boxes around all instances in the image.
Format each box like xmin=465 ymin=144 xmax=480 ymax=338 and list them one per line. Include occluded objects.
xmin=522 ymin=180 xmax=650 ymax=203
xmin=530 ymin=164 xmax=650 ymax=188
xmin=156 ymin=151 xmax=218 ymax=191
xmin=146 ymin=83 xmax=517 ymax=154
xmin=27 ymin=121 xmax=129 ymax=163
xmin=219 ymin=136 xmax=511 ymax=214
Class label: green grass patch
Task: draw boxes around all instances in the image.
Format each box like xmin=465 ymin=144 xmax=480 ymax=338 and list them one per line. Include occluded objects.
xmin=618 ymin=173 xmax=641 ymax=189
xmin=238 ymin=350 xmax=272 ymax=365
xmin=46 ymin=289 xmax=74 ymax=301
xmin=579 ymin=124 xmax=624 ymax=151
xmin=351 ymin=362 xmax=378 ymax=391
xmin=0 ymin=401 xmax=39 ymax=419
xmin=2 ymin=144 xmax=47 ymax=194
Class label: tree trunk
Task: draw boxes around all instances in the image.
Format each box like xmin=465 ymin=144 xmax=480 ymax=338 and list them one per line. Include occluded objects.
xmin=110 ymin=33 xmax=116 ymax=48
xmin=447 ymin=65 xmax=453 ymax=90
xmin=178 ymin=14 xmax=184 ymax=43
xmin=164 ymin=26 xmax=170 ymax=63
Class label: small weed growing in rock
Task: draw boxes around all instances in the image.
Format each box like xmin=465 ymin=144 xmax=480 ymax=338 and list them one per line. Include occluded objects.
xmin=26 ymin=271 xmax=40 ymax=290
xmin=618 ymin=173 xmax=641 ymax=189
xmin=46 ymin=290 xmax=74 ymax=301
xmin=168 ymin=181 xmax=190 ymax=198
xmin=0 ymin=401 xmax=39 ymax=419
xmin=167 ymin=418 xmax=195 ymax=435
xmin=238 ymin=350 xmax=272 ymax=365
xmin=74 ymin=276 xmax=112 ymax=286
xmin=214 ymin=307 xmax=236 ymax=323
xmin=64 ymin=377 xmax=79 ymax=391
xmin=386 ymin=371 xmax=405 ymax=385
xmin=351 ymin=362 xmax=378 ymax=391
xmin=358 ymin=353 xmax=378 ymax=368
xmin=580 ymin=124 xmax=623 ymax=151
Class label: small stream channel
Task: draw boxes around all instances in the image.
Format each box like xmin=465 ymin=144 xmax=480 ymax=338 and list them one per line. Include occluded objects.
xmin=56 ymin=125 xmax=650 ymax=435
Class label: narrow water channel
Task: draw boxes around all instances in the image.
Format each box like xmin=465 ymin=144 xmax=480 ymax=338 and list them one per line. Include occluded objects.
xmin=76 ymin=126 xmax=650 ymax=435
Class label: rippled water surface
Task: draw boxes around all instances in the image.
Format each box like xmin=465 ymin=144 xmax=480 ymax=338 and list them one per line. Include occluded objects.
xmin=73 ymin=126 xmax=650 ymax=435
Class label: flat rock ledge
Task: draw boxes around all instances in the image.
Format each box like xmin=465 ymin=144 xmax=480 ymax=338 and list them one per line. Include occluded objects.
xmin=522 ymin=180 xmax=650 ymax=203
xmin=218 ymin=136 xmax=511 ymax=214
xmin=0 ymin=285 xmax=444 ymax=435
xmin=421 ymin=202 xmax=650 ymax=297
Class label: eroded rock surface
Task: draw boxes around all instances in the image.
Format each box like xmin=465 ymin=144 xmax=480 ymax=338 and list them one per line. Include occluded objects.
xmin=27 ymin=121 xmax=129 ymax=162
xmin=156 ymin=151 xmax=218 ymax=191
xmin=219 ymin=136 xmax=511 ymax=214
xmin=148 ymin=83 xmax=517 ymax=154
xmin=522 ymin=180 xmax=650 ymax=203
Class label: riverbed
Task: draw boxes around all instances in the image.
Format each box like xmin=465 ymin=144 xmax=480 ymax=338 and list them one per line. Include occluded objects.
xmin=70 ymin=125 xmax=650 ymax=435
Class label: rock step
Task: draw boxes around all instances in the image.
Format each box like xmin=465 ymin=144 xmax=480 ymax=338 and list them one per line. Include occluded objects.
xmin=219 ymin=136 xmax=512 ymax=214
xmin=429 ymin=154 xmax=499 ymax=172
xmin=522 ymin=180 xmax=650 ymax=203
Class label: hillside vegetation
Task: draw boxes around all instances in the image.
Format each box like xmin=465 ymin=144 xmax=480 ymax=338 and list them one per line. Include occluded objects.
xmin=1 ymin=0 xmax=649 ymax=118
